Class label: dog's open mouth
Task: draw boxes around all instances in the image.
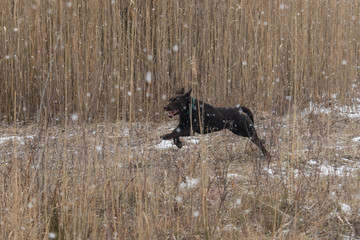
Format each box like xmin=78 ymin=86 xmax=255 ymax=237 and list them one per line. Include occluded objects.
xmin=167 ymin=110 xmax=179 ymax=118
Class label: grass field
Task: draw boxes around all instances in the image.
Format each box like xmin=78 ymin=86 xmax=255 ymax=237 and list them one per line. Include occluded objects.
xmin=1 ymin=0 xmax=360 ymax=239
xmin=1 ymin=106 xmax=360 ymax=239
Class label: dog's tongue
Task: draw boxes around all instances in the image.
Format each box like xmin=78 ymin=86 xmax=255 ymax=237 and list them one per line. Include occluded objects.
xmin=168 ymin=110 xmax=178 ymax=117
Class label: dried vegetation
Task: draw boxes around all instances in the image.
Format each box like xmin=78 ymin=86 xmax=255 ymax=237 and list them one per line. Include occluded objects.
xmin=0 ymin=0 xmax=360 ymax=239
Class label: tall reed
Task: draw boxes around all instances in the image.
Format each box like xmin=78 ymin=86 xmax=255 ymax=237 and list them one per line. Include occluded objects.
xmin=1 ymin=0 xmax=358 ymax=123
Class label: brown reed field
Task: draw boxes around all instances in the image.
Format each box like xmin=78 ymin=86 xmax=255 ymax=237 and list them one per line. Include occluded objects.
xmin=1 ymin=0 xmax=360 ymax=239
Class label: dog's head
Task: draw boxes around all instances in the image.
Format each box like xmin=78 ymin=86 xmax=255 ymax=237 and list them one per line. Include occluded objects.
xmin=164 ymin=88 xmax=192 ymax=118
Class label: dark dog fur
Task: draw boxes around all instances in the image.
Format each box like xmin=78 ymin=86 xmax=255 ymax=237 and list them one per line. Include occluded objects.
xmin=161 ymin=88 xmax=269 ymax=158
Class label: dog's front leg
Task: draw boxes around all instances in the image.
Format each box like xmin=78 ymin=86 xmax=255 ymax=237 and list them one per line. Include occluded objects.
xmin=161 ymin=126 xmax=191 ymax=149
xmin=160 ymin=132 xmax=183 ymax=148
xmin=161 ymin=126 xmax=191 ymax=139
xmin=173 ymin=138 xmax=182 ymax=148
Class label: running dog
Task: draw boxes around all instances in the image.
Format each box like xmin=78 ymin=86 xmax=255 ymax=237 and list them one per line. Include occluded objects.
xmin=161 ymin=88 xmax=270 ymax=158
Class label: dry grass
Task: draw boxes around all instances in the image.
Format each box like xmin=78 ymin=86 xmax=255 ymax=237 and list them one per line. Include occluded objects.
xmin=0 ymin=112 xmax=360 ymax=239
xmin=1 ymin=0 xmax=360 ymax=239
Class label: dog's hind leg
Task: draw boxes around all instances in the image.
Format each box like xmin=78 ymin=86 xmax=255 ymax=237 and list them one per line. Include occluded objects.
xmin=250 ymin=132 xmax=270 ymax=159
xmin=229 ymin=118 xmax=270 ymax=159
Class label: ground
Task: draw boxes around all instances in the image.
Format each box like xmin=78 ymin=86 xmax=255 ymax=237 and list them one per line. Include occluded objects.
xmin=0 ymin=104 xmax=360 ymax=239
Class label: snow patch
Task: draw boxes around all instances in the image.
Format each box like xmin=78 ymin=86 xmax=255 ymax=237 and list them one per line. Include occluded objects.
xmin=309 ymin=159 xmax=317 ymax=165
xmin=319 ymin=164 xmax=356 ymax=177
xmin=340 ymin=203 xmax=351 ymax=213
xmin=0 ymin=135 xmax=35 ymax=145
xmin=235 ymin=198 xmax=242 ymax=205
xmin=155 ymin=138 xmax=200 ymax=149
xmin=227 ymin=173 xmax=242 ymax=179
xmin=266 ymin=168 xmax=274 ymax=175
xmin=174 ymin=196 xmax=183 ymax=203
xmin=180 ymin=177 xmax=199 ymax=189
xmin=264 ymin=159 xmax=359 ymax=181
xmin=187 ymin=138 xmax=200 ymax=144
xmin=155 ymin=140 xmax=176 ymax=149
xmin=305 ymin=100 xmax=360 ymax=118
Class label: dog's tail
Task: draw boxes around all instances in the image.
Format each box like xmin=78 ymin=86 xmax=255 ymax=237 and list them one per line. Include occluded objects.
xmin=236 ymin=105 xmax=254 ymax=123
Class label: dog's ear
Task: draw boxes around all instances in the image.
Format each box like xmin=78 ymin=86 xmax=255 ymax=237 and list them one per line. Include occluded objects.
xmin=176 ymin=88 xmax=185 ymax=94
xmin=184 ymin=88 xmax=192 ymax=97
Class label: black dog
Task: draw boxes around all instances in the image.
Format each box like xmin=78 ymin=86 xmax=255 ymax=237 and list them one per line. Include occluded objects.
xmin=161 ymin=88 xmax=269 ymax=158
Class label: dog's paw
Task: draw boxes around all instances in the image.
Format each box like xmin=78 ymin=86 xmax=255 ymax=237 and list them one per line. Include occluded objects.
xmin=174 ymin=138 xmax=182 ymax=149
xmin=175 ymin=142 xmax=182 ymax=148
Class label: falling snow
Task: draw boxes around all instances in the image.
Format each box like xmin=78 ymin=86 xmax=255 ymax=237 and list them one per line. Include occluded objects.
xmin=145 ymin=71 xmax=152 ymax=83
xmin=96 ymin=145 xmax=102 ymax=152
xmin=49 ymin=233 xmax=56 ymax=239
xmin=70 ymin=113 xmax=78 ymax=122
xmin=193 ymin=210 xmax=200 ymax=217
xmin=175 ymin=196 xmax=183 ymax=203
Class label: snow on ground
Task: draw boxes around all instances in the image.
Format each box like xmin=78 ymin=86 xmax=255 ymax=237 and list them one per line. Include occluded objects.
xmin=155 ymin=138 xmax=200 ymax=149
xmin=227 ymin=173 xmax=242 ymax=179
xmin=306 ymin=98 xmax=360 ymax=118
xmin=339 ymin=203 xmax=352 ymax=214
xmin=263 ymin=158 xmax=360 ymax=180
xmin=155 ymin=140 xmax=177 ymax=149
xmin=180 ymin=177 xmax=199 ymax=189
xmin=0 ymin=135 xmax=35 ymax=145
xmin=318 ymin=164 xmax=358 ymax=177
xmin=309 ymin=158 xmax=360 ymax=177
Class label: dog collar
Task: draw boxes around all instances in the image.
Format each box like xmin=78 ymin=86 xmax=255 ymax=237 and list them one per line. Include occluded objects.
xmin=186 ymin=97 xmax=196 ymax=115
